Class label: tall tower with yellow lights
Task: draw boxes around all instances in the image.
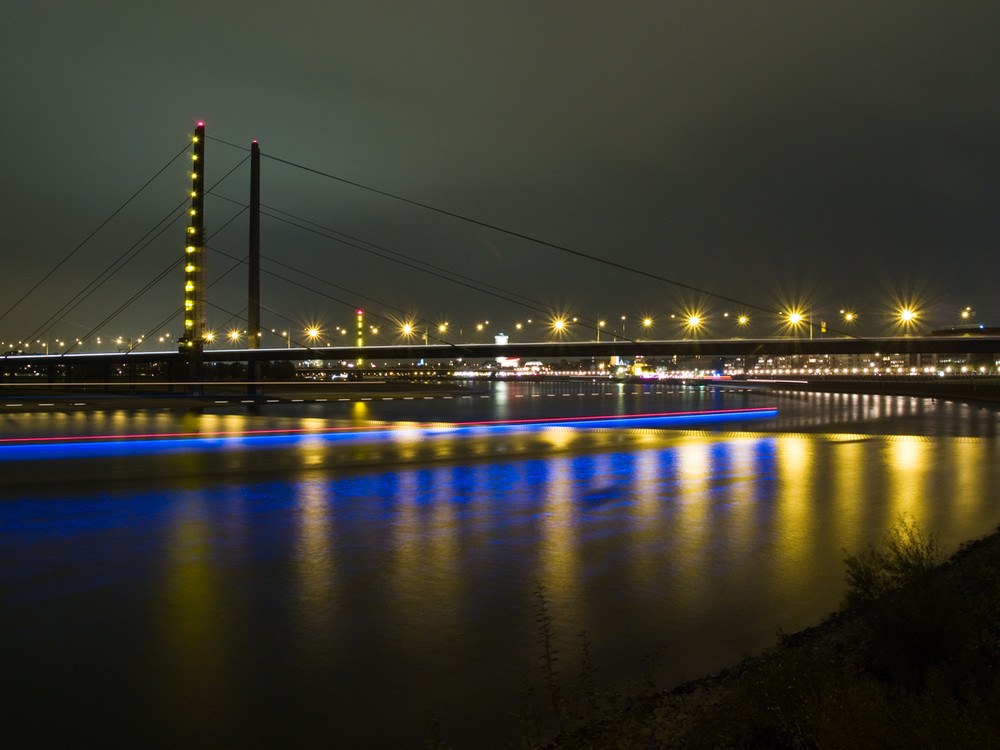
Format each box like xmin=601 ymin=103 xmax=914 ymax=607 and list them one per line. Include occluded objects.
xmin=179 ymin=121 xmax=206 ymax=351
xmin=356 ymin=309 xmax=364 ymax=365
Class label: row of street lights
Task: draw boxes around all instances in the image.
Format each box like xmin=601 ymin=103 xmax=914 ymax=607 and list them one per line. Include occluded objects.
xmin=157 ymin=304 xmax=940 ymax=349
xmin=6 ymin=303 xmax=969 ymax=354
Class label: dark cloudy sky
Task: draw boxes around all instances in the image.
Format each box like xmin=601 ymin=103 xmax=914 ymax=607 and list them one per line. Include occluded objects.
xmin=3 ymin=1 xmax=998 ymax=347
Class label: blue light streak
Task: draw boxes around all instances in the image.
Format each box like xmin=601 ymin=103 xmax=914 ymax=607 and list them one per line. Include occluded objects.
xmin=0 ymin=408 xmax=777 ymax=462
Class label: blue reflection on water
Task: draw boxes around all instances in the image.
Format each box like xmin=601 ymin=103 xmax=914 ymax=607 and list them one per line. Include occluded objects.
xmin=20 ymin=418 xmax=1000 ymax=749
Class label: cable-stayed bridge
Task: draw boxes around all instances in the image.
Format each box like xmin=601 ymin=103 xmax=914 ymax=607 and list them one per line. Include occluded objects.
xmin=2 ymin=121 xmax=998 ymax=388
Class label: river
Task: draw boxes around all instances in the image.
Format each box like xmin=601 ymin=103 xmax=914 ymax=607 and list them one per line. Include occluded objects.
xmin=2 ymin=381 xmax=999 ymax=747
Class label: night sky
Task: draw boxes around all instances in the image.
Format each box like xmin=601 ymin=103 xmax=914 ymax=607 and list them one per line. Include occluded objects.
xmin=3 ymin=2 xmax=999 ymax=348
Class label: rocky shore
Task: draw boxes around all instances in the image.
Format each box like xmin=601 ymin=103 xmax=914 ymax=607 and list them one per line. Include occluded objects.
xmin=546 ymin=525 xmax=1000 ymax=749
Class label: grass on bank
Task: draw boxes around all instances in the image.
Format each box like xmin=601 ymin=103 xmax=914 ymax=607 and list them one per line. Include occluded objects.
xmin=430 ymin=515 xmax=1000 ymax=749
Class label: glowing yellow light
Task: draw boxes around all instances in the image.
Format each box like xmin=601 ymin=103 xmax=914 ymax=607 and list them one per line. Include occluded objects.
xmin=402 ymin=324 xmax=413 ymax=335
xmin=643 ymin=318 xmax=652 ymax=327
xmin=229 ymin=330 xmax=240 ymax=342
xmin=185 ymin=264 xmax=195 ymax=272
xmin=738 ymin=315 xmax=749 ymax=325
xmin=900 ymin=309 xmax=917 ymax=322
xmin=190 ymin=191 xmax=197 ymax=198
xmin=192 ymin=154 xmax=198 ymax=160
xmin=788 ymin=312 xmax=803 ymax=325
xmin=185 ymin=282 xmax=194 ymax=291
xmin=190 ymin=209 xmax=196 ymax=215
xmin=184 ymin=300 xmax=193 ymax=310
xmin=687 ymin=315 xmax=701 ymax=327
xmin=186 ymin=246 xmax=195 ymax=253
xmin=553 ymin=319 xmax=565 ymax=331
xmin=306 ymin=327 xmax=320 ymax=339
xmin=204 ymin=332 xmax=214 ymax=342
xmin=191 ymin=173 xmax=197 ymax=179
xmin=184 ymin=319 xmax=193 ymax=328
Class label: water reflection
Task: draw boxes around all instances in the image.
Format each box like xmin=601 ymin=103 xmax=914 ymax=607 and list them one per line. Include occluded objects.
xmin=541 ymin=456 xmax=580 ymax=623
xmin=295 ymin=480 xmax=337 ymax=661
xmin=159 ymin=490 xmax=232 ymax=745
xmin=4 ymin=388 xmax=1000 ymax=748
xmin=886 ymin=438 xmax=932 ymax=519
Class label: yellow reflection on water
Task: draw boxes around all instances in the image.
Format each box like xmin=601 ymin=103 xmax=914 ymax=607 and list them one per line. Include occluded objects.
xmin=428 ymin=466 xmax=460 ymax=613
xmin=159 ymin=492 xmax=231 ymax=742
xmin=672 ymin=437 xmax=714 ymax=608
xmin=387 ymin=467 xmax=461 ymax=644
xmin=775 ymin=436 xmax=815 ymax=588
xmin=296 ymin=433 xmax=327 ymax=466
xmin=831 ymin=438 xmax=866 ymax=551
xmin=629 ymin=447 xmax=661 ymax=589
xmin=541 ymin=425 xmax=579 ymax=452
xmin=540 ymin=456 xmax=581 ymax=623
xmin=350 ymin=401 xmax=369 ymax=425
xmin=948 ymin=439 xmax=985 ymax=519
xmin=885 ymin=437 xmax=931 ymax=518
xmin=294 ymin=480 xmax=336 ymax=661
xmin=721 ymin=438 xmax=759 ymax=558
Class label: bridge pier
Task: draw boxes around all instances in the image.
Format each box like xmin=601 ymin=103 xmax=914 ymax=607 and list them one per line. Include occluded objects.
xmin=247 ymin=359 xmax=261 ymax=396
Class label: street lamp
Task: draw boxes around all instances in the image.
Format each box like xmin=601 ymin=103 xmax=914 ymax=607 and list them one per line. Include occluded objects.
xmin=784 ymin=310 xmax=812 ymax=339
xmin=685 ymin=315 xmax=702 ymax=338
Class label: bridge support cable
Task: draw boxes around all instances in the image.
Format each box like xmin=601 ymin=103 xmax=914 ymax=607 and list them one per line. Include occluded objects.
xmin=208 ymin=245 xmax=411 ymax=343
xmin=260 ymin=203 xmax=548 ymax=309
xmin=210 ymin=191 xmax=613 ymax=341
xmin=257 ymin=151 xmax=865 ymax=340
xmin=23 ymin=205 xmax=190 ymax=347
xmin=0 ymin=142 xmax=191 ymax=328
xmin=71 ymin=257 xmax=185 ymax=353
xmin=27 ymin=145 xmax=249 ymax=354
xmin=60 ymin=202 xmax=249 ymax=356
xmin=257 ymin=208 xmax=616 ymax=341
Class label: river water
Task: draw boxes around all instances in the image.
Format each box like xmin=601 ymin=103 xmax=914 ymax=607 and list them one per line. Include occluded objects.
xmin=3 ymin=381 xmax=1000 ymax=747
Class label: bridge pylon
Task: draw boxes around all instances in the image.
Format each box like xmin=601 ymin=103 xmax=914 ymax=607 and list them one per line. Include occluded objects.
xmin=178 ymin=121 xmax=206 ymax=354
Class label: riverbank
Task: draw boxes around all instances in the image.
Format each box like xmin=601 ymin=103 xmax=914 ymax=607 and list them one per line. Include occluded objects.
xmin=544 ymin=525 xmax=1000 ymax=748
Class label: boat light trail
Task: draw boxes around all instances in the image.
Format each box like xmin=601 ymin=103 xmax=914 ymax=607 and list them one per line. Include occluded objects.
xmin=0 ymin=407 xmax=777 ymax=461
